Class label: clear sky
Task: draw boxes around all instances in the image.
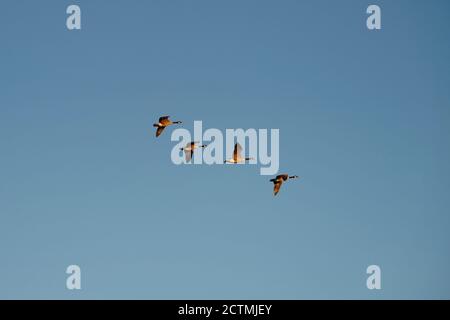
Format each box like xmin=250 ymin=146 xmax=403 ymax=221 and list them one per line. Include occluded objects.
xmin=0 ymin=0 xmax=449 ymax=299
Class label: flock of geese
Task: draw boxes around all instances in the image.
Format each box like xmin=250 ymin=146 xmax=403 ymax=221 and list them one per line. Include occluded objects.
xmin=153 ymin=115 xmax=300 ymax=196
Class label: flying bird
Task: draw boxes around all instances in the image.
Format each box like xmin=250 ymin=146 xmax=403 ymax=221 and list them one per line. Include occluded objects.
xmin=153 ymin=116 xmax=182 ymax=137
xmin=270 ymin=174 xmax=299 ymax=196
xmin=224 ymin=143 xmax=254 ymax=164
xmin=180 ymin=141 xmax=207 ymax=162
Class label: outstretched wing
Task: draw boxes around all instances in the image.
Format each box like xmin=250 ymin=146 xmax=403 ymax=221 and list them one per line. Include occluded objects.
xmin=185 ymin=149 xmax=193 ymax=162
xmin=277 ymin=174 xmax=289 ymax=181
xmin=159 ymin=116 xmax=170 ymax=122
xmin=233 ymin=143 xmax=242 ymax=161
xmin=273 ymin=180 xmax=283 ymax=196
xmin=156 ymin=126 xmax=165 ymax=137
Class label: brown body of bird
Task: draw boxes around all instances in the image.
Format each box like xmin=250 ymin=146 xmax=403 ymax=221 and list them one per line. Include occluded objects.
xmin=270 ymin=174 xmax=299 ymax=196
xmin=153 ymin=116 xmax=182 ymax=137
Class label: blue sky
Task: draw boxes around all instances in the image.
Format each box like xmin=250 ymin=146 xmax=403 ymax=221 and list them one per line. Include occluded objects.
xmin=0 ymin=0 xmax=449 ymax=299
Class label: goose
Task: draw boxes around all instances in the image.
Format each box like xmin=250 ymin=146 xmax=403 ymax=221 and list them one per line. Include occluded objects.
xmin=270 ymin=174 xmax=299 ymax=196
xmin=153 ymin=116 xmax=182 ymax=137
xmin=180 ymin=141 xmax=207 ymax=162
xmin=224 ymin=143 xmax=254 ymax=164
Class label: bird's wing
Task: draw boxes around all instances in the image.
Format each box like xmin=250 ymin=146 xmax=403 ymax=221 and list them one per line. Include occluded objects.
xmin=277 ymin=174 xmax=289 ymax=181
xmin=190 ymin=141 xmax=197 ymax=148
xmin=185 ymin=149 xmax=192 ymax=162
xmin=159 ymin=116 xmax=170 ymax=122
xmin=233 ymin=143 xmax=242 ymax=160
xmin=156 ymin=126 xmax=165 ymax=137
xmin=274 ymin=180 xmax=283 ymax=196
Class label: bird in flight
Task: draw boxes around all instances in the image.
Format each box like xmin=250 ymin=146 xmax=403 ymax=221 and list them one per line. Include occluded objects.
xmin=270 ymin=174 xmax=299 ymax=196
xmin=153 ymin=116 xmax=182 ymax=137
xmin=180 ymin=141 xmax=208 ymax=162
xmin=224 ymin=143 xmax=254 ymax=164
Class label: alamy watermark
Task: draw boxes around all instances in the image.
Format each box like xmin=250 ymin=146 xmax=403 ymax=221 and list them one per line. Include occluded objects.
xmin=66 ymin=5 xmax=81 ymax=30
xmin=367 ymin=265 xmax=382 ymax=290
xmin=66 ymin=265 xmax=81 ymax=290
xmin=170 ymin=121 xmax=280 ymax=176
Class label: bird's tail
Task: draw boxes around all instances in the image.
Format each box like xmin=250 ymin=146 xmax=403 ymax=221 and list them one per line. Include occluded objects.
xmin=153 ymin=123 xmax=159 ymax=127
